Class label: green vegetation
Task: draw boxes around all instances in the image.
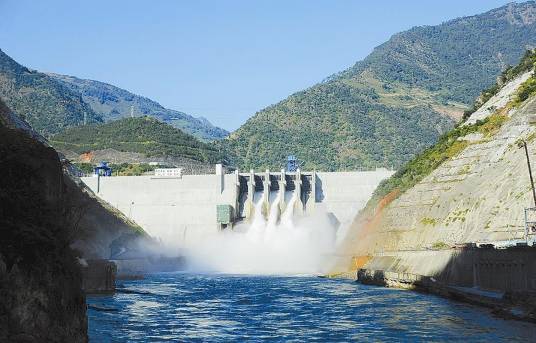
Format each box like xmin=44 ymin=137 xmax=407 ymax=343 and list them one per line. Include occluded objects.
xmin=478 ymin=112 xmax=509 ymax=138
xmin=113 ymin=163 xmax=157 ymax=176
xmin=446 ymin=209 xmax=470 ymax=224
xmin=0 ymin=49 xmax=102 ymax=136
xmin=227 ymin=3 xmax=536 ymax=170
xmin=73 ymin=162 xmax=160 ymax=176
xmin=73 ymin=163 xmax=94 ymax=174
xmin=463 ymin=49 xmax=536 ymax=119
xmin=431 ymin=241 xmax=450 ymax=250
xmin=49 ymin=74 xmax=228 ymax=141
xmin=51 ymin=117 xmax=222 ymax=163
xmin=420 ymin=217 xmax=437 ymax=226
xmin=513 ymin=74 xmax=536 ymax=107
xmin=369 ymin=113 xmax=508 ymax=207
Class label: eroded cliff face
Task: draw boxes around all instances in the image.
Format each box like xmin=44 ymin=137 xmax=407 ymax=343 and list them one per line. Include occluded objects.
xmin=339 ymin=70 xmax=536 ymax=277
xmin=0 ymin=124 xmax=87 ymax=342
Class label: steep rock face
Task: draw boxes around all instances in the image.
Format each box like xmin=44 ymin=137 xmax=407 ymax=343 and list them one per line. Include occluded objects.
xmin=64 ymin=172 xmax=148 ymax=259
xmin=0 ymin=98 xmax=152 ymax=340
xmin=0 ymin=96 xmax=149 ymax=259
xmin=227 ymin=1 xmax=536 ymax=171
xmin=0 ymin=124 xmax=87 ymax=342
xmin=48 ymin=73 xmax=229 ymax=141
xmin=338 ymin=68 xmax=536 ymax=277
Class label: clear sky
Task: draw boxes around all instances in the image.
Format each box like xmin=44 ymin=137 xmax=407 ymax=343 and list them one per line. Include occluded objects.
xmin=0 ymin=0 xmax=516 ymax=131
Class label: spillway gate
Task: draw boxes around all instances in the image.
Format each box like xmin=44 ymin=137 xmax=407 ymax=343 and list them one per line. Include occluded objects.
xmin=234 ymin=169 xmax=316 ymax=224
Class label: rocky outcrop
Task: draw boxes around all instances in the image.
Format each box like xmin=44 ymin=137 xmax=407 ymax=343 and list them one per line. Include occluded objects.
xmin=0 ymin=123 xmax=87 ymax=342
xmin=343 ymin=85 xmax=536 ymax=260
xmin=337 ymin=64 xmax=536 ymax=318
xmin=0 ymin=97 xmax=153 ymax=340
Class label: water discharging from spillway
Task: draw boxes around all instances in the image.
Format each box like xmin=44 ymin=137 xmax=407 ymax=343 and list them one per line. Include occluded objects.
xmin=182 ymin=189 xmax=340 ymax=275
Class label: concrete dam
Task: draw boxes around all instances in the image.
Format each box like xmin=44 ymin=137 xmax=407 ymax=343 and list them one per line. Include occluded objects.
xmin=81 ymin=167 xmax=394 ymax=245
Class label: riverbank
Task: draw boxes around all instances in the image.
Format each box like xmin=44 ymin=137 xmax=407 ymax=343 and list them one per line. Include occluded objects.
xmin=333 ymin=245 xmax=536 ymax=324
xmin=355 ymin=268 xmax=536 ymax=323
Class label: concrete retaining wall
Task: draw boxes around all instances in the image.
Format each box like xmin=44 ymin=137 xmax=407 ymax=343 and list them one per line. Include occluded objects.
xmin=354 ymin=246 xmax=536 ymax=293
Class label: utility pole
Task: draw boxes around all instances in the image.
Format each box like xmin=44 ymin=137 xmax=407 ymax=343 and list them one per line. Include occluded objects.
xmin=520 ymin=139 xmax=536 ymax=207
xmin=519 ymin=139 xmax=536 ymax=244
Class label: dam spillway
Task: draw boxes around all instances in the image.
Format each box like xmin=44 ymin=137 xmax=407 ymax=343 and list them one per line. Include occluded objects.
xmin=81 ymin=167 xmax=394 ymax=244
xmin=236 ymin=169 xmax=315 ymax=224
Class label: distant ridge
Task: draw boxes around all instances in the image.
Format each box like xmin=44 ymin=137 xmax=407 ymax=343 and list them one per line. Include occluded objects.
xmin=48 ymin=73 xmax=229 ymax=141
xmin=0 ymin=48 xmax=228 ymax=140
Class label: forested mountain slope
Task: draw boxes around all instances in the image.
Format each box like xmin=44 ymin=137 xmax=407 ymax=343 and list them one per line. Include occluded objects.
xmin=51 ymin=116 xmax=221 ymax=164
xmin=49 ymin=73 xmax=228 ymax=141
xmin=0 ymin=49 xmax=102 ymax=136
xmin=339 ymin=48 xmax=536 ymax=265
xmin=227 ymin=1 xmax=536 ymax=171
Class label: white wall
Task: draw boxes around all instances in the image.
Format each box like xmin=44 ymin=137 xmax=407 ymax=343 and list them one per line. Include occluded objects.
xmin=317 ymin=169 xmax=395 ymax=228
xmin=82 ymin=170 xmax=393 ymax=244
xmin=82 ymin=174 xmax=237 ymax=244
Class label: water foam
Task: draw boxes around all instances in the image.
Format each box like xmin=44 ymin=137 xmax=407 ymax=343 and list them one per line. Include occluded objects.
xmin=182 ymin=190 xmax=339 ymax=275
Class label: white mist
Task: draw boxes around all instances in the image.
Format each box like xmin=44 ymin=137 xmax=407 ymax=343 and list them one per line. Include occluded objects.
xmin=181 ymin=191 xmax=340 ymax=275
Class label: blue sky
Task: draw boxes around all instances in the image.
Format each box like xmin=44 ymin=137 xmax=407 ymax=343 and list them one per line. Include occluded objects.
xmin=0 ymin=0 xmax=515 ymax=131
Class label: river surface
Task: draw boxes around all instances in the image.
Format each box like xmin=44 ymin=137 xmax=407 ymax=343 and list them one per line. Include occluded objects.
xmin=88 ymin=273 xmax=535 ymax=342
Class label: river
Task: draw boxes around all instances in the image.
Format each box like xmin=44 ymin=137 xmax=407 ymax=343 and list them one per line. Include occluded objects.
xmin=87 ymin=273 xmax=535 ymax=342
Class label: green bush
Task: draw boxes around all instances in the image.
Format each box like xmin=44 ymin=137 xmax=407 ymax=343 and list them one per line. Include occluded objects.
xmin=514 ymin=76 xmax=536 ymax=106
xmin=463 ymin=50 xmax=536 ymax=120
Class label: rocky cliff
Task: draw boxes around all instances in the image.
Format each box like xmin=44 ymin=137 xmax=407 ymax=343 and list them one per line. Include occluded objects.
xmin=0 ymin=117 xmax=88 ymax=342
xmin=0 ymin=98 xmax=150 ymax=341
xmin=344 ymin=96 xmax=536 ymax=256
xmin=336 ymin=53 xmax=536 ymax=300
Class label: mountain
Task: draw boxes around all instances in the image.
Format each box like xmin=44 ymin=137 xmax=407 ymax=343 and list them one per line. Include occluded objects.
xmin=48 ymin=73 xmax=229 ymax=141
xmin=50 ymin=116 xmax=222 ymax=165
xmin=334 ymin=49 xmax=536 ymax=311
xmin=0 ymin=48 xmax=228 ymax=141
xmin=0 ymin=48 xmax=103 ymax=136
xmin=226 ymin=1 xmax=536 ymax=171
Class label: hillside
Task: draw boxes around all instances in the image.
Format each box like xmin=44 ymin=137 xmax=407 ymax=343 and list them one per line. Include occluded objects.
xmin=50 ymin=116 xmax=222 ymax=165
xmin=336 ymin=48 xmax=536 ymax=275
xmin=48 ymin=73 xmax=229 ymax=141
xmin=0 ymin=48 xmax=103 ymax=136
xmin=227 ymin=1 xmax=536 ymax=171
